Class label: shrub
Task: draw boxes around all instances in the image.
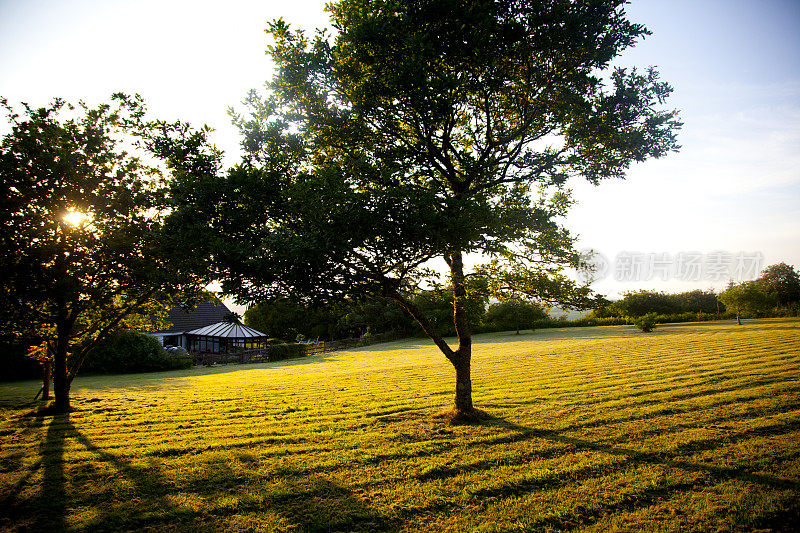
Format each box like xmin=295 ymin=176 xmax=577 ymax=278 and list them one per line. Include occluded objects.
xmin=484 ymin=299 xmax=547 ymax=333
xmin=267 ymin=343 xmax=308 ymax=361
xmin=84 ymin=331 xmax=192 ymax=374
xmin=634 ymin=313 xmax=658 ymax=332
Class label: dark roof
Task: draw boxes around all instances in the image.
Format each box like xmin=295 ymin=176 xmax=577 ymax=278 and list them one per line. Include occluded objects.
xmin=152 ymin=299 xmax=233 ymax=334
xmin=187 ymin=322 xmax=267 ymax=339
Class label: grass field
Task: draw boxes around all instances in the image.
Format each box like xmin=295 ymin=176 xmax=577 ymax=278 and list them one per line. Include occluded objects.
xmin=1 ymin=318 xmax=799 ymax=532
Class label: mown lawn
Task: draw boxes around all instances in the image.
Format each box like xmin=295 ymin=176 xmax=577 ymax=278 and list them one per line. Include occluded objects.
xmin=1 ymin=318 xmax=799 ymax=532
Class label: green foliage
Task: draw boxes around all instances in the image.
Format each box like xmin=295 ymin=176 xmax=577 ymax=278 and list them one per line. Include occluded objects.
xmin=719 ymin=281 xmax=777 ymax=322
xmin=633 ymin=312 xmax=658 ymax=332
xmin=244 ymin=297 xmax=410 ymax=341
xmin=536 ymin=315 xmax=631 ymax=329
xmin=757 ymin=263 xmax=800 ymax=308
xmin=169 ymin=0 xmax=679 ymax=412
xmin=266 ymin=342 xmax=308 ymax=361
xmin=603 ymin=289 xmax=722 ymax=318
xmin=616 ymin=290 xmax=681 ymax=316
xmin=672 ymin=289 xmax=722 ymax=314
xmin=245 ymin=299 xmax=316 ymax=341
xmin=337 ymin=297 xmax=413 ymax=338
xmin=186 ymin=0 xmax=680 ymax=315
xmin=484 ymin=299 xmax=547 ymax=333
xmin=410 ymin=279 xmax=489 ymax=337
xmin=0 ymin=95 xmax=213 ymax=409
xmin=83 ymin=332 xmax=191 ymax=374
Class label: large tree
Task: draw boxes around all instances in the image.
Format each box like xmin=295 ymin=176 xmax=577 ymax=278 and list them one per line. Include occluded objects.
xmin=0 ymin=95 xmax=214 ymax=412
xmin=186 ymin=0 xmax=680 ymax=418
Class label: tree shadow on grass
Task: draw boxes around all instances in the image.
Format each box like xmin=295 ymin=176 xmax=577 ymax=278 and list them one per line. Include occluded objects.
xmin=5 ymin=413 xmax=398 ymax=532
xmin=35 ymin=414 xmax=69 ymax=531
xmin=457 ymin=414 xmax=800 ymax=531
xmin=0 ymin=413 xmax=190 ymax=531
xmin=237 ymin=477 xmax=400 ymax=532
xmin=474 ymin=415 xmax=800 ymax=490
xmin=0 ymin=412 xmax=46 ymax=530
xmin=379 ymin=409 xmax=799 ymax=530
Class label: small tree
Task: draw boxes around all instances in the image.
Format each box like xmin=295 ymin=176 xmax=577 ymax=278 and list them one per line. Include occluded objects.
xmin=633 ymin=312 xmax=657 ymax=333
xmin=25 ymin=342 xmax=53 ymax=400
xmin=719 ymin=281 xmax=776 ymax=325
xmin=0 ymin=95 xmax=214 ymax=412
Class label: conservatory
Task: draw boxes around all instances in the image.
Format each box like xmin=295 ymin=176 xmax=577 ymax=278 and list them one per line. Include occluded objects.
xmin=185 ymin=321 xmax=269 ymax=354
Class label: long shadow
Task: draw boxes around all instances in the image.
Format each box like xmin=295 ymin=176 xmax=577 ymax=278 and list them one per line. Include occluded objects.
xmin=563 ymin=384 xmax=800 ymax=433
xmin=219 ymin=477 xmax=400 ymax=532
xmin=239 ymin=392 xmax=800 ymax=487
xmin=31 ymin=413 xmax=69 ymax=531
xmin=1 ymin=413 xmax=184 ymax=531
xmin=6 ymin=413 xmax=398 ymax=531
xmin=479 ymin=416 xmax=800 ymax=489
xmin=0 ymin=410 xmax=63 ymax=531
xmin=378 ymin=413 xmax=800 ymax=530
xmin=469 ymin=415 xmax=799 ymax=530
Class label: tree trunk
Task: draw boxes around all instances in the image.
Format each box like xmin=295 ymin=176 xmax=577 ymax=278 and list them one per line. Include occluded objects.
xmin=52 ymin=228 xmax=73 ymax=413
xmin=448 ymin=251 xmax=475 ymax=416
xmin=41 ymin=361 xmax=51 ymax=401
xmin=453 ymin=349 xmax=473 ymax=412
xmin=53 ymin=322 xmax=71 ymax=413
xmin=388 ymin=248 xmax=477 ymax=417
xmin=736 ymin=311 xmax=741 ymax=325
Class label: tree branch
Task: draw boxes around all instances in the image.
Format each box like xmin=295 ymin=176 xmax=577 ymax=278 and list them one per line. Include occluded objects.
xmin=388 ymin=289 xmax=455 ymax=363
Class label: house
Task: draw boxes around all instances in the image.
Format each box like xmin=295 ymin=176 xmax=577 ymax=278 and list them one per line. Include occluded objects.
xmin=149 ymin=299 xmax=233 ymax=348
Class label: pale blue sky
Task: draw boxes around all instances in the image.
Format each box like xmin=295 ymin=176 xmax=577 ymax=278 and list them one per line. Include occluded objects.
xmin=1 ymin=0 xmax=798 ymax=300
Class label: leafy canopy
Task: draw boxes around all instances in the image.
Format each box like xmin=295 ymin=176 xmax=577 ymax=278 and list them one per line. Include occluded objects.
xmin=0 ymin=94 xmax=212 ymax=380
xmin=757 ymin=263 xmax=800 ymax=308
xmin=198 ymin=0 xmax=681 ymax=311
xmin=485 ymin=299 xmax=548 ymax=333
xmin=719 ymin=281 xmax=776 ymax=319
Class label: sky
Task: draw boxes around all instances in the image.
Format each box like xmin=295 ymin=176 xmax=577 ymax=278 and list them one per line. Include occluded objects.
xmin=1 ymin=0 xmax=799 ymax=305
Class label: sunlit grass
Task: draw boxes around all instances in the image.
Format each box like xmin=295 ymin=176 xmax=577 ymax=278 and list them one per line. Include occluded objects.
xmin=1 ymin=318 xmax=799 ymax=531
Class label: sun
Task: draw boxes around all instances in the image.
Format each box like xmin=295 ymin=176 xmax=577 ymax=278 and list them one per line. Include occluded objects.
xmin=63 ymin=209 xmax=91 ymax=227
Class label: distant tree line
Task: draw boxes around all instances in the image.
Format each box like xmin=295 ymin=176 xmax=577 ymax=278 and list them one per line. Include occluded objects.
xmin=244 ymin=262 xmax=800 ymax=342
xmin=593 ymin=289 xmax=722 ymax=319
xmin=591 ymin=263 xmax=800 ymax=325
xmin=244 ymin=280 xmax=548 ymax=342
